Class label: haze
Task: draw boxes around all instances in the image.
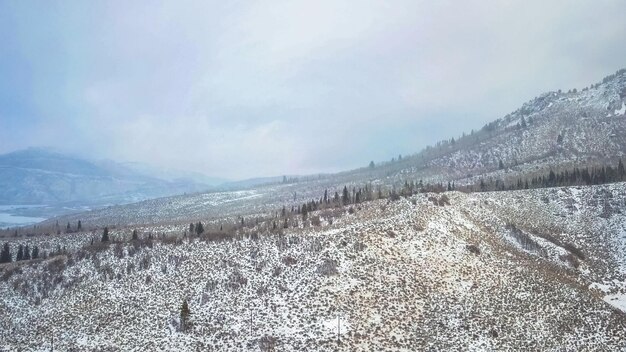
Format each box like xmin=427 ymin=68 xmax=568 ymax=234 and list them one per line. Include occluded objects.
xmin=1 ymin=0 xmax=624 ymax=179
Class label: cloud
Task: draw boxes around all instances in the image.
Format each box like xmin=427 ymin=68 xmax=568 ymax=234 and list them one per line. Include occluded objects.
xmin=0 ymin=0 xmax=624 ymax=179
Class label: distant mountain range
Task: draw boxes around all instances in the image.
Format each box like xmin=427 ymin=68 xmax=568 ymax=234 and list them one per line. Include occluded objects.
xmin=0 ymin=148 xmax=223 ymax=206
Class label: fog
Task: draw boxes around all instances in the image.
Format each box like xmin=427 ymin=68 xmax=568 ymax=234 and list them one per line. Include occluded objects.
xmin=1 ymin=0 xmax=624 ymax=179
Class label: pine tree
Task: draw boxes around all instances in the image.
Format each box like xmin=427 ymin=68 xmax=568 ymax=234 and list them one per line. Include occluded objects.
xmin=342 ymin=186 xmax=350 ymax=205
xmin=23 ymin=245 xmax=31 ymax=260
xmin=180 ymin=299 xmax=191 ymax=332
xmin=619 ymin=159 xmax=625 ymax=180
xmin=66 ymin=222 xmax=71 ymax=232
xmin=0 ymin=243 xmax=11 ymax=263
xmin=301 ymin=203 xmax=308 ymax=221
xmin=31 ymin=246 xmax=39 ymax=260
xmin=16 ymin=244 xmax=24 ymax=261
xmin=189 ymin=223 xmax=195 ymax=233
xmin=77 ymin=220 xmax=82 ymax=231
xmin=195 ymin=222 xmax=204 ymax=235
xmin=132 ymin=229 xmax=138 ymax=241
xmin=521 ymin=116 xmax=527 ymax=128
xmin=369 ymin=161 xmax=375 ymax=169
xmin=101 ymin=227 xmax=110 ymax=242
xmin=557 ymin=134 xmax=563 ymax=144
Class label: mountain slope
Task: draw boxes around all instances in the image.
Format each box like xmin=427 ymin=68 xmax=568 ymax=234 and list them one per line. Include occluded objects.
xmin=345 ymin=68 xmax=626 ymax=184
xmin=2 ymin=184 xmax=626 ymax=350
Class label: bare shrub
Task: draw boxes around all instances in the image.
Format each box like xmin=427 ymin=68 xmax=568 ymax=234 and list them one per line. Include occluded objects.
xmin=439 ymin=194 xmax=450 ymax=206
xmin=466 ymin=244 xmax=481 ymax=255
xmin=258 ymin=335 xmax=278 ymax=351
xmin=282 ymin=256 xmax=297 ymax=266
xmin=1 ymin=265 xmax=22 ymax=282
xmin=272 ymin=265 xmax=283 ymax=277
xmin=316 ymin=258 xmax=339 ymax=276
xmin=113 ymin=243 xmax=125 ymax=259
xmin=45 ymin=257 xmax=67 ymax=276
xmin=310 ymin=215 xmax=321 ymax=227
xmin=560 ymin=253 xmax=580 ymax=268
xmin=353 ymin=241 xmax=367 ymax=252
xmin=228 ymin=270 xmax=248 ymax=290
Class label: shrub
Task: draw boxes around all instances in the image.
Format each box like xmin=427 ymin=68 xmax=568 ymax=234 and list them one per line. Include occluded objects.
xmin=258 ymin=335 xmax=278 ymax=351
xmin=282 ymin=256 xmax=297 ymax=266
xmin=1 ymin=265 xmax=22 ymax=282
xmin=316 ymin=259 xmax=339 ymax=276
xmin=310 ymin=215 xmax=321 ymax=227
xmin=466 ymin=244 xmax=481 ymax=255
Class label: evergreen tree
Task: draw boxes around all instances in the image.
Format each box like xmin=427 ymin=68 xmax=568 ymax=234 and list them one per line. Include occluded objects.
xmin=0 ymin=243 xmax=11 ymax=263
xmin=301 ymin=203 xmax=308 ymax=221
xmin=31 ymin=246 xmax=39 ymax=260
xmin=189 ymin=223 xmax=195 ymax=233
xmin=23 ymin=245 xmax=31 ymax=260
xmin=195 ymin=222 xmax=204 ymax=235
xmin=521 ymin=116 xmax=527 ymax=128
xmin=101 ymin=227 xmax=110 ymax=242
xmin=132 ymin=229 xmax=138 ymax=241
xmin=180 ymin=299 xmax=191 ymax=332
xmin=499 ymin=160 xmax=504 ymax=170
xmin=16 ymin=244 xmax=24 ymax=261
xmin=557 ymin=134 xmax=563 ymax=144
xmin=342 ymin=186 xmax=350 ymax=205
xmin=77 ymin=220 xmax=82 ymax=231
xmin=369 ymin=161 xmax=375 ymax=169
xmin=66 ymin=222 xmax=71 ymax=232
xmin=619 ymin=159 xmax=625 ymax=180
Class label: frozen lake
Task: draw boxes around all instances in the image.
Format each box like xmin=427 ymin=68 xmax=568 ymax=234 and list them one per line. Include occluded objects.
xmin=0 ymin=205 xmax=47 ymax=228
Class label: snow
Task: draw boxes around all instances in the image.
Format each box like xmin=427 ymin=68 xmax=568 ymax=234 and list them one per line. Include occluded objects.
xmin=604 ymin=293 xmax=626 ymax=312
xmin=3 ymin=184 xmax=626 ymax=350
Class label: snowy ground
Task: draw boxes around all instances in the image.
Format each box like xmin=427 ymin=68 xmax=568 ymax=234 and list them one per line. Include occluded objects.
xmin=1 ymin=183 xmax=626 ymax=350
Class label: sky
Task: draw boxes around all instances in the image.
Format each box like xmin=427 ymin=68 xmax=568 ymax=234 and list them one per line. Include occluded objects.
xmin=0 ymin=0 xmax=625 ymax=180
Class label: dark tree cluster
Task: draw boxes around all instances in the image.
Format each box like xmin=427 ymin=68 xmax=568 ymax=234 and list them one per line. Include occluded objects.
xmin=0 ymin=243 xmax=40 ymax=263
xmin=477 ymin=159 xmax=626 ymax=192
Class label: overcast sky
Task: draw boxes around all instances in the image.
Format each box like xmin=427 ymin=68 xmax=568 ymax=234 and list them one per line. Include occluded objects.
xmin=0 ymin=0 xmax=624 ymax=179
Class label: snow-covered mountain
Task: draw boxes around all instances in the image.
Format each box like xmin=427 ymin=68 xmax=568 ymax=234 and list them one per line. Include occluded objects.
xmin=345 ymin=68 xmax=626 ymax=185
xmin=0 ymin=148 xmax=216 ymax=206
xmin=2 ymin=184 xmax=626 ymax=350
xmin=2 ymin=70 xmax=626 ymax=351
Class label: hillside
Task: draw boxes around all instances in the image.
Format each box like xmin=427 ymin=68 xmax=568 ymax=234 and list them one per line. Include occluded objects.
xmin=342 ymin=69 xmax=626 ymax=185
xmin=36 ymin=70 xmax=626 ymax=229
xmin=1 ymin=184 xmax=626 ymax=350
